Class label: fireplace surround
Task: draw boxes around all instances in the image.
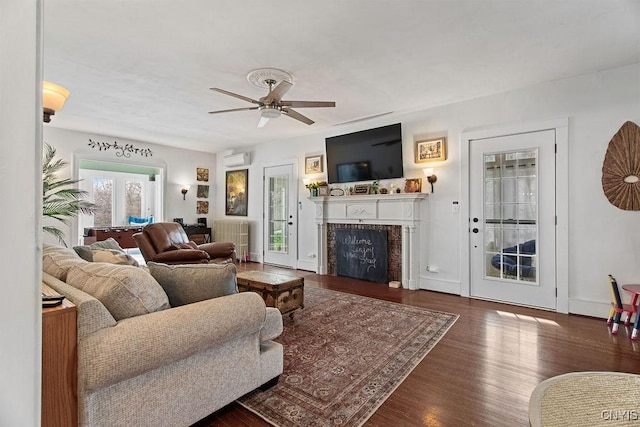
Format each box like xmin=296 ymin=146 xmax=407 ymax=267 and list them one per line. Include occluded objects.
xmin=311 ymin=193 xmax=427 ymax=290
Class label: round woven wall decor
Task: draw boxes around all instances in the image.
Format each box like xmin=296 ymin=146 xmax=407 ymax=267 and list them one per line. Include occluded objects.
xmin=602 ymin=121 xmax=640 ymax=211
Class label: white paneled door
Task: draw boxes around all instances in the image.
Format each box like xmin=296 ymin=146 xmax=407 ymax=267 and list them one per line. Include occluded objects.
xmin=263 ymin=164 xmax=297 ymax=268
xmin=469 ymin=129 xmax=556 ymax=309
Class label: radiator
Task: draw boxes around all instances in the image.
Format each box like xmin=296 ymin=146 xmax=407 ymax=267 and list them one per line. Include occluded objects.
xmin=213 ymin=220 xmax=249 ymax=261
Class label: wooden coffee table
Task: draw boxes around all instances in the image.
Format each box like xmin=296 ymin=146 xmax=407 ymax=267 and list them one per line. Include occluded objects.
xmin=236 ymin=271 xmax=304 ymax=317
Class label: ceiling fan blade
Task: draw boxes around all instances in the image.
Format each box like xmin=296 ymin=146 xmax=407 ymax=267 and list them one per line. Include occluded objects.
xmin=208 ymin=106 xmax=259 ymax=114
xmin=209 ymin=88 xmax=260 ymax=105
xmin=280 ymin=101 xmax=336 ymax=108
xmin=265 ymin=80 xmax=293 ymax=103
xmin=257 ymin=116 xmax=270 ymax=128
xmin=282 ymin=108 xmax=314 ymax=125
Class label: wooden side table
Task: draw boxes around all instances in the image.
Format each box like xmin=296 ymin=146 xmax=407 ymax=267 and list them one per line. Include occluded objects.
xmin=42 ymin=284 xmax=77 ymax=427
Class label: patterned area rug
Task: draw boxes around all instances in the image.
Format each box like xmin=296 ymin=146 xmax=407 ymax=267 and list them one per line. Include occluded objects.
xmin=238 ymin=287 xmax=458 ymax=426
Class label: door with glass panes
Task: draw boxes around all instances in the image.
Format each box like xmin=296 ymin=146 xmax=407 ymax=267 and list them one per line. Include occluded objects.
xmin=469 ymin=129 xmax=556 ymax=309
xmin=263 ymin=164 xmax=297 ymax=268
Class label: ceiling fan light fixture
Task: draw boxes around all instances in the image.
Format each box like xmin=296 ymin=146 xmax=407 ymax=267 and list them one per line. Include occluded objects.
xmin=260 ymin=105 xmax=281 ymax=119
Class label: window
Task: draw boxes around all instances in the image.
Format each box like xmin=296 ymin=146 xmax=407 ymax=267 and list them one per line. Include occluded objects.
xmin=92 ymin=178 xmax=113 ymax=227
xmin=78 ymin=164 xmax=162 ymax=231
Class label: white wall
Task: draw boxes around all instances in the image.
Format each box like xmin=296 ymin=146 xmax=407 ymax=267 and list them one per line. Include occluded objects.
xmin=43 ymin=127 xmax=217 ymax=246
xmin=225 ymin=63 xmax=640 ymax=318
xmin=0 ymin=0 xmax=42 ymax=425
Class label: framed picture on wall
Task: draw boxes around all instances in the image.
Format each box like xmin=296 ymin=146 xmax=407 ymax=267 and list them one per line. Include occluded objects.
xmin=305 ymin=155 xmax=323 ymax=174
xmin=225 ymin=169 xmax=248 ymax=216
xmin=197 ymin=185 xmax=209 ymax=198
xmin=196 ymin=167 xmax=209 ymax=182
xmin=415 ymin=137 xmax=446 ymax=163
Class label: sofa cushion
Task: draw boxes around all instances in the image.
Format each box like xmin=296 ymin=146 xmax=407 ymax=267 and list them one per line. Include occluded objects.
xmin=73 ymin=237 xmax=125 ymax=261
xmin=147 ymin=262 xmax=238 ymax=307
xmin=92 ymin=249 xmax=139 ymax=267
xmin=42 ymin=244 xmax=87 ymax=281
xmin=66 ymin=263 xmax=170 ymax=321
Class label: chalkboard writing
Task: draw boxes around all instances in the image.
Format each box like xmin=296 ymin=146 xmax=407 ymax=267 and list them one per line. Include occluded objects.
xmin=336 ymin=229 xmax=388 ymax=283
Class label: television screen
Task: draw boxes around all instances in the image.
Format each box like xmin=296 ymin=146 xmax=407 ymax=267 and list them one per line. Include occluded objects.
xmin=325 ymin=123 xmax=404 ymax=184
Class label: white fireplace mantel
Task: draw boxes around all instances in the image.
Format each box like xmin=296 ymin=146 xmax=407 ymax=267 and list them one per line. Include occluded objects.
xmin=310 ymin=193 xmax=428 ymax=290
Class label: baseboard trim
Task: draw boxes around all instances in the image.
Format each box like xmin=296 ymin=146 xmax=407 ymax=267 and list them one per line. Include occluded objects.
xmin=568 ymin=298 xmax=609 ymax=319
xmin=418 ymin=277 xmax=461 ymax=295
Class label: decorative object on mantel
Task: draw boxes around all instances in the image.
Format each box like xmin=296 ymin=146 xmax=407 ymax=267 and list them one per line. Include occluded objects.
xmin=330 ymin=187 xmax=345 ymax=196
xmin=415 ymin=136 xmax=446 ymax=163
xmin=370 ymin=180 xmax=379 ymax=194
xmin=353 ymin=183 xmax=371 ymax=194
xmin=306 ymin=181 xmax=327 ymax=197
xmin=317 ymin=184 xmax=329 ymax=196
xmin=404 ymin=178 xmax=422 ymax=193
xmin=88 ymin=139 xmax=153 ymax=157
xmin=602 ymin=121 xmax=640 ymax=211
xmin=379 ymin=188 xmax=388 ymax=194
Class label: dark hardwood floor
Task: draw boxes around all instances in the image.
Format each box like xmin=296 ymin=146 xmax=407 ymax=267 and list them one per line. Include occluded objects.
xmin=196 ymin=262 xmax=640 ymax=427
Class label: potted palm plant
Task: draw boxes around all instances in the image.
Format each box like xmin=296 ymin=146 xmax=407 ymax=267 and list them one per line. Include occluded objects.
xmin=42 ymin=143 xmax=95 ymax=246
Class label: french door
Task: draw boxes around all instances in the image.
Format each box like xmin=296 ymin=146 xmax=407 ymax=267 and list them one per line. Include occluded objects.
xmin=263 ymin=164 xmax=297 ymax=268
xmin=469 ymin=129 xmax=556 ymax=309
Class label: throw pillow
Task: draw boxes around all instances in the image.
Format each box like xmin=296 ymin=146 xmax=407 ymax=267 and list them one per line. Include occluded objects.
xmin=147 ymin=262 xmax=237 ymax=307
xmin=91 ymin=249 xmax=139 ymax=267
xmin=66 ymin=262 xmax=170 ymax=321
xmin=73 ymin=237 xmax=126 ymax=261
xmin=42 ymin=244 xmax=87 ymax=281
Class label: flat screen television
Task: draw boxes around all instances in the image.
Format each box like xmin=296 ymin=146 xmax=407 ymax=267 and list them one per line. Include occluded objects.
xmin=325 ymin=123 xmax=404 ymax=184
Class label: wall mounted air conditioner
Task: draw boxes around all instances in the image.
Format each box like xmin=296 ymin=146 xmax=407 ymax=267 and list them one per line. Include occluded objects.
xmin=223 ymin=152 xmax=250 ymax=168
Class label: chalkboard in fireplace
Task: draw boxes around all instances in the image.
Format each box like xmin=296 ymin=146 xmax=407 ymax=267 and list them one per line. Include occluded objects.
xmin=335 ymin=228 xmax=388 ymax=283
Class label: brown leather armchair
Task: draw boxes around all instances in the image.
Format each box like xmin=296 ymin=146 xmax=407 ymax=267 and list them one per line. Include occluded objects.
xmin=133 ymin=222 xmax=237 ymax=265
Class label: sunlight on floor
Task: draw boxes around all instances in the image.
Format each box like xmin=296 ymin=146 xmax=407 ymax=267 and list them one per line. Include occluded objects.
xmin=496 ymin=310 xmax=560 ymax=326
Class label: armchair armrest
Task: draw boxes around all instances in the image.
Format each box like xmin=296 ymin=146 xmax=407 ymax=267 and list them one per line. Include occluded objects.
xmin=80 ymin=292 xmax=267 ymax=392
xmin=151 ymin=249 xmax=210 ymax=264
xmin=199 ymin=242 xmax=237 ymax=263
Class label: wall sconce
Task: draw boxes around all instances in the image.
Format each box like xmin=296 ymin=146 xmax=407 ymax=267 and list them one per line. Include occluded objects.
xmin=302 ymin=178 xmax=310 ymax=188
xmin=423 ymin=168 xmax=437 ymax=193
xmin=42 ymin=81 xmax=70 ymax=123
xmin=181 ymin=185 xmax=190 ymax=200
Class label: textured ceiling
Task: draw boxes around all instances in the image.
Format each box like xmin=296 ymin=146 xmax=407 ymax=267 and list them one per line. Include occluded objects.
xmin=43 ymin=1 xmax=640 ymax=153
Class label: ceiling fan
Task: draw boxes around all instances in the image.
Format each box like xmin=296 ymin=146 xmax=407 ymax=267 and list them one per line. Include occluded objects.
xmin=209 ymin=79 xmax=335 ymax=128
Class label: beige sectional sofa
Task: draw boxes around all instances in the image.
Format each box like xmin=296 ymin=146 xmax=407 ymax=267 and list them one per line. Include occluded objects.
xmin=42 ymin=244 xmax=283 ymax=427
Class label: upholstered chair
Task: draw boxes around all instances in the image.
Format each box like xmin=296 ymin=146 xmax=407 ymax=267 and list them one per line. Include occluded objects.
xmin=133 ymin=222 xmax=237 ymax=265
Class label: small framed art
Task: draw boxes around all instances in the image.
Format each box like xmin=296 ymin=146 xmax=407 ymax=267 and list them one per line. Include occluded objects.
xmin=404 ymin=178 xmax=422 ymax=193
xmin=415 ymin=137 xmax=446 ymax=163
xmin=305 ymin=155 xmax=324 ymax=174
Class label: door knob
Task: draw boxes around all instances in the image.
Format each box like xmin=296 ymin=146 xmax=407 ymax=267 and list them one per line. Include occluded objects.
xmin=473 ymin=218 xmax=479 ymax=223
xmin=472 ymin=228 xmax=479 ymax=233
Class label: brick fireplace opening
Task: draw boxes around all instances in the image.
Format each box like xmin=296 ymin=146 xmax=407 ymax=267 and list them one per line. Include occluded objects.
xmin=327 ymin=223 xmax=402 ymax=282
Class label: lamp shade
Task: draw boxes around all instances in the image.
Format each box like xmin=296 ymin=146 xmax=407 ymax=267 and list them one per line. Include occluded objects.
xmin=43 ymin=82 xmax=70 ymax=113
